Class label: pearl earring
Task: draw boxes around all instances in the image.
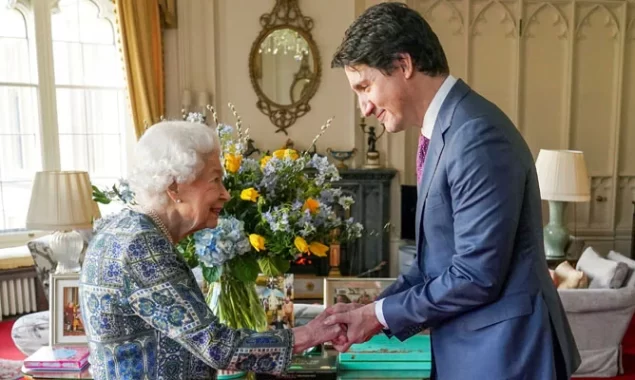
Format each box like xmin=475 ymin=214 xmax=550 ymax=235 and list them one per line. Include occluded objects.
xmin=176 ymin=199 xmax=182 ymax=203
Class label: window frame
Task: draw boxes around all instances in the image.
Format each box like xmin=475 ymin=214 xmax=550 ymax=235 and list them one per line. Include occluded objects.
xmin=0 ymin=0 xmax=133 ymax=248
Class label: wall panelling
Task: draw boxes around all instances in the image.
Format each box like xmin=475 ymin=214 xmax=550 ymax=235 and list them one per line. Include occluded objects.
xmin=410 ymin=0 xmax=635 ymax=255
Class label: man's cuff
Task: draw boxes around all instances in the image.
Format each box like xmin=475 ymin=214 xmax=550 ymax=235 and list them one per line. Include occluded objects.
xmin=374 ymin=299 xmax=388 ymax=329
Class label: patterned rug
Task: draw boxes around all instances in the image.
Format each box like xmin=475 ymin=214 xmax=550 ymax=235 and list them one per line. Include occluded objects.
xmin=0 ymin=358 xmax=22 ymax=380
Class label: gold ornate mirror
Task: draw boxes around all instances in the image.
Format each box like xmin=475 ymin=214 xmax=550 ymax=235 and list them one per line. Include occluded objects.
xmin=249 ymin=0 xmax=321 ymax=134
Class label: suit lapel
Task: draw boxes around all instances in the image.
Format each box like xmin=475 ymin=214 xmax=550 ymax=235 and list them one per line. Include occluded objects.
xmin=415 ymin=80 xmax=471 ymax=250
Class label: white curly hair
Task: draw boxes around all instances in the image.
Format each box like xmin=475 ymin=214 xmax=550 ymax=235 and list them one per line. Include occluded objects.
xmin=128 ymin=120 xmax=221 ymax=209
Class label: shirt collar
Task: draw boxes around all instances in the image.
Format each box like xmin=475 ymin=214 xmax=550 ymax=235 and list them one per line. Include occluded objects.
xmin=422 ymin=75 xmax=458 ymax=138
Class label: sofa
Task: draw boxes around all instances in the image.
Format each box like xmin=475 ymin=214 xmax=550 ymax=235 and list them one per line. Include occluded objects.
xmin=556 ymin=248 xmax=635 ymax=378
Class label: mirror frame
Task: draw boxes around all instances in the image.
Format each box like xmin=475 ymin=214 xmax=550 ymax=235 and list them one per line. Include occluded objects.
xmin=248 ymin=0 xmax=321 ymax=134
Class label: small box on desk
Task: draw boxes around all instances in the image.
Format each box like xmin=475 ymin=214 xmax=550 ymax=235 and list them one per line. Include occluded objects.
xmin=338 ymin=334 xmax=431 ymax=371
xmin=256 ymin=354 xmax=337 ymax=379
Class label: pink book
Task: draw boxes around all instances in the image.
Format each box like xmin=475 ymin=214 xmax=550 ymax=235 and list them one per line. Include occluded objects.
xmin=23 ymin=346 xmax=90 ymax=371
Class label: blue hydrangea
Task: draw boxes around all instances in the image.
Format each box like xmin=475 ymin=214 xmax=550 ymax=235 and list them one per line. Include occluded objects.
xmin=193 ymin=216 xmax=251 ymax=267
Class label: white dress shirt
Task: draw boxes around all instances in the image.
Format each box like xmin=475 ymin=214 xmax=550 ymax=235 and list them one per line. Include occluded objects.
xmin=374 ymin=74 xmax=458 ymax=329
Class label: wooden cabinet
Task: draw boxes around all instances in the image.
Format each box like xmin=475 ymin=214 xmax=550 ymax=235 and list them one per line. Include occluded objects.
xmin=336 ymin=169 xmax=397 ymax=277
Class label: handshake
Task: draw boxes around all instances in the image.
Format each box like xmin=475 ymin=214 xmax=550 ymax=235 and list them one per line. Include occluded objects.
xmin=292 ymin=302 xmax=384 ymax=354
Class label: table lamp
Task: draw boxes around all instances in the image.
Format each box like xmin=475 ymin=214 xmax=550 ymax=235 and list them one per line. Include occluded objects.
xmin=25 ymin=171 xmax=96 ymax=273
xmin=535 ymin=150 xmax=591 ymax=259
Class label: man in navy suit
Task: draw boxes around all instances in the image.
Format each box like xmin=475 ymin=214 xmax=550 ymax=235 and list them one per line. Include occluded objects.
xmin=324 ymin=3 xmax=581 ymax=379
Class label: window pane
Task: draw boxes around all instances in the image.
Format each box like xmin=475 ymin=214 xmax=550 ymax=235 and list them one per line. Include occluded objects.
xmin=83 ymin=44 xmax=124 ymax=87
xmin=58 ymin=88 xmax=127 ymax=181
xmin=52 ymin=41 xmax=84 ymax=86
xmin=0 ymin=5 xmax=27 ymax=38
xmin=56 ymin=88 xmax=87 ymax=134
xmin=0 ymin=181 xmax=33 ymax=230
xmin=51 ymin=0 xmax=131 ymax=222
xmin=52 ymin=0 xmax=123 ymax=86
xmin=51 ymin=0 xmax=80 ymax=43
xmin=0 ymin=85 xmax=41 ymax=182
xmin=0 ymin=7 xmax=36 ymax=84
xmin=59 ymin=134 xmax=123 ymax=179
xmin=78 ymin=1 xmax=114 ymax=44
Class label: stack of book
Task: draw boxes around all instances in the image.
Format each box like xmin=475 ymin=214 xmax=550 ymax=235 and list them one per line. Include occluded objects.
xmin=22 ymin=345 xmax=91 ymax=379
xmin=256 ymin=353 xmax=337 ymax=379
xmin=338 ymin=334 xmax=432 ymax=372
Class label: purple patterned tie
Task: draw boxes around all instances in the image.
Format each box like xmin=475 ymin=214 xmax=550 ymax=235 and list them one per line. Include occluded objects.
xmin=416 ymin=134 xmax=431 ymax=185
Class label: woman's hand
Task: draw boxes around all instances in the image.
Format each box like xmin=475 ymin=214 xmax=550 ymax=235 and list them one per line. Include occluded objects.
xmin=292 ymin=309 xmax=348 ymax=353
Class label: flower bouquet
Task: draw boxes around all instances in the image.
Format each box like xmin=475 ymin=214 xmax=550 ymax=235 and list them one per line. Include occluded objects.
xmin=93 ymin=104 xmax=364 ymax=334
xmin=193 ymin=105 xmax=364 ymax=331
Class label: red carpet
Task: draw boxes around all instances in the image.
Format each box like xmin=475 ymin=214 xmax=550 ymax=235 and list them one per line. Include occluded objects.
xmin=0 ymin=320 xmax=25 ymax=360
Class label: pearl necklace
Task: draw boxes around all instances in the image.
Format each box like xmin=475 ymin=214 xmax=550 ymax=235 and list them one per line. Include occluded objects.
xmin=138 ymin=207 xmax=175 ymax=245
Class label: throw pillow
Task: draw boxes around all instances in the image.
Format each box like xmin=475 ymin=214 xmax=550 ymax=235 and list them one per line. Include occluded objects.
xmin=576 ymin=247 xmax=629 ymax=289
xmin=607 ymin=250 xmax=635 ymax=287
xmin=554 ymin=261 xmax=589 ymax=289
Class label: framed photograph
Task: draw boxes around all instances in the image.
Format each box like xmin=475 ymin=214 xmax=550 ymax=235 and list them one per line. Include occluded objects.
xmin=50 ymin=272 xmax=87 ymax=346
xmin=323 ymin=277 xmax=395 ymax=307
xmin=256 ymin=273 xmax=295 ymax=330
xmin=293 ymin=274 xmax=324 ymax=300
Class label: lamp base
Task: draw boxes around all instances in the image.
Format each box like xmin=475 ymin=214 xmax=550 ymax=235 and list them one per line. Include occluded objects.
xmin=544 ymin=201 xmax=569 ymax=260
xmin=50 ymin=230 xmax=84 ymax=274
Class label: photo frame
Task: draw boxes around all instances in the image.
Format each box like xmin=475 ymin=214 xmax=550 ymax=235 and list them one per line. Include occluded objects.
xmin=256 ymin=273 xmax=295 ymax=330
xmin=293 ymin=274 xmax=324 ymax=300
xmin=50 ymin=272 xmax=87 ymax=346
xmin=323 ymin=277 xmax=395 ymax=307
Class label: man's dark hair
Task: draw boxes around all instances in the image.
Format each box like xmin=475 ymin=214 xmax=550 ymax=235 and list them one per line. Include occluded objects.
xmin=331 ymin=2 xmax=449 ymax=77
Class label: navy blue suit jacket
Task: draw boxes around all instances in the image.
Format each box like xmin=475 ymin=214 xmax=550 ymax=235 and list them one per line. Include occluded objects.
xmin=379 ymin=80 xmax=581 ymax=379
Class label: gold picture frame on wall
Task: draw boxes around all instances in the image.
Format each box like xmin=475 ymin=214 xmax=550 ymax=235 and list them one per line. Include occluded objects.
xmin=323 ymin=277 xmax=395 ymax=307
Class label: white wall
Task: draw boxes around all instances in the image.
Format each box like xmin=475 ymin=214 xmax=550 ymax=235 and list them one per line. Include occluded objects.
xmin=163 ymin=0 xmax=635 ymax=273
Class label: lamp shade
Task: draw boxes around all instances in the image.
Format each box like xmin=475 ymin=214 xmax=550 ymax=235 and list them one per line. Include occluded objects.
xmin=535 ymin=149 xmax=591 ymax=202
xmin=26 ymin=171 xmax=95 ymax=230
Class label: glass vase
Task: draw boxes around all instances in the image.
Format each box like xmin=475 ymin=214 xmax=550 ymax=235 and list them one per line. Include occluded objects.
xmin=206 ymin=273 xmax=267 ymax=379
xmin=207 ymin=274 xmax=267 ymax=331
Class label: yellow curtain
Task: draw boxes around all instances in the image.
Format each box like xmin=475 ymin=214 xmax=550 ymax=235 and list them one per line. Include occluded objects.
xmin=114 ymin=0 xmax=165 ymax=139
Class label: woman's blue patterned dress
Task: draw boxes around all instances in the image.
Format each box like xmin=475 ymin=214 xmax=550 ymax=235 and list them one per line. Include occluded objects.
xmin=79 ymin=209 xmax=293 ymax=379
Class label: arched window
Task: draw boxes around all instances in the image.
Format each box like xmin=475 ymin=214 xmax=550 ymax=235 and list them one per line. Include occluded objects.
xmin=0 ymin=0 xmax=132 ymax=240
xmin=52 ymin=0 xmax=130 ymax=214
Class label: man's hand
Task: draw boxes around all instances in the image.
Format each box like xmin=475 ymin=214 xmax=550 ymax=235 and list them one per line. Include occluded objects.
xmin=323 ymin=302 xmax=383 ymax=352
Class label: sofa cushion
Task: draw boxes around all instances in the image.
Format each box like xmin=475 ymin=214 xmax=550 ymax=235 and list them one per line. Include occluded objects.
xmin=554 ymin=261 xmax=588 ymax=289
xmin=577 ymin=247 xmax=630 ymax=289
xmin=608 ymin=250 xmax=635 ymax=287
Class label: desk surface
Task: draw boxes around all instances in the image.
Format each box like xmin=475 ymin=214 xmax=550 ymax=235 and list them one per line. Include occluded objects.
xmin=22 ymin=366 xmax=431 ymax=380
xmin=22 ymin=347 xmax=431 ymax=380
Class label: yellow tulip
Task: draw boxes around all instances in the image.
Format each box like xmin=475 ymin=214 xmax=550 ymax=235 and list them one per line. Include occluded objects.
xmin=260 ymin=155 xmax=272 ymax=169
xmin=284 ymin=149 xmax=299 ymax=160
xmin=249 ymin=234 xmax=266 ymax=252
xmin=272 ymin=149 xmax=298 ymax=160
xmin=308 ymin=242 xmax=329 ymax=257
xmin=294 ymin=236 xmax=309 ymax=253
xmin=224 ymin=153 xmax=242 ymax=173
xmin=240 ymin=188 xmax=260 ymax=202
xmin=303 ymin=198 xmax=320 ymax=214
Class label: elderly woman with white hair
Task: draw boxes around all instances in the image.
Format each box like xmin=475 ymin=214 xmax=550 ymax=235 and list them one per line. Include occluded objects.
xmin=79 ymin=121 xmax=344 ymax=379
